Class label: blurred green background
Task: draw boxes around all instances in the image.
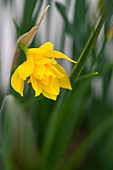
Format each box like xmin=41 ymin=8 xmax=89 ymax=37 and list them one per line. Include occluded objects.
xmin=0 ymin=0 xmax=113 ymax=169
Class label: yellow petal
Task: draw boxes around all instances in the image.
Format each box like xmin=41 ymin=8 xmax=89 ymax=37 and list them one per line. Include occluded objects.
xmin=18 ymin=55 xmax=34 ymax=80
xmin=34 ymin=55 xmax=56 ymax=65
xmin=39 ymin=42 xmax=53 ymax=51
xmin=54 ymin=63 xmax=66 ymax=75
xmin=32 ymin=65 xmax=45 ymax=79
xmin=41 ymin=76 xmax=50 ymax=85
xmin=28 ymin=42 xmax=53 ymax=55
xmin=42 ymin=90 xmax=57 ymax=100
xmin=51 ymin=58 xmax=57 ymax=65
xmin=35 ymin=57 xmax=52 ymax=65
xmin=11 ymin=69 xmax=24 ymax=96
xmin=50 ymin=64 xmax=64 ymax=78
xmin=55 ymin=63 xmax=72 ymax=90
xmin=59 ymin=75 xmax=72 ymax=90
xmin=43 ymin=78 xmax=60 ymax=95
xmin=43 ymin=51 xmax=76 ymax=63
xmin=44 ymin=65 xmax=56 ymax=78
xmin=30 ymin=76 xmax=42 ymax=97
xmin=53 ymin=78 xmax=60 ymax=94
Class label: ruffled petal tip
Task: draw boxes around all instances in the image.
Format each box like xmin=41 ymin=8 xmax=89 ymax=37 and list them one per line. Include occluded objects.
xmin=42 ymin=91 xmax=57 ymax=100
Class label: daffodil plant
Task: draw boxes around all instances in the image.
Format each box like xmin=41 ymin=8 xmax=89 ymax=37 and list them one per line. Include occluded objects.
xmin=11 ymin=42 xmax=76 ymax=100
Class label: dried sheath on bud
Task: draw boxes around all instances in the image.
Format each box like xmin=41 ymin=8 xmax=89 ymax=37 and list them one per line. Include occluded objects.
xmin=12 ymin=5 xmax=50 ymax=69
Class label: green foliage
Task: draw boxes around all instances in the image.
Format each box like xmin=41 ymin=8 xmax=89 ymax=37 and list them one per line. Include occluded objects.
xmin=0 ymin=0 xmax=113 ymax=170
xmin=0 ymin=95 xmax=38 ymax=170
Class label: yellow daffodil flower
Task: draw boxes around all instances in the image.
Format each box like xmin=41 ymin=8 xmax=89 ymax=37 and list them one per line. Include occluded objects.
xmin=11 ymin=42 xmax=76 ymax=100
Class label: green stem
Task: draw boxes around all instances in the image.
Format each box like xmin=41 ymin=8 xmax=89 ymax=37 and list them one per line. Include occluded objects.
xmin=69 ymin=7 xmax=108 ymax=87
xmin=18 ymin=43 xmax=28 ymax=56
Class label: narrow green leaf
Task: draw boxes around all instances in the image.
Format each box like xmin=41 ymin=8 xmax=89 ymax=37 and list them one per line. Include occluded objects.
xmin=55 ymin=2 xmax=82 ymax=54
xmin=70 ymin=0 xmax=113 ymax=83
xmin=39 ymin=91 xmax=67 ymax=169
xmin=0 ymin=95 xmax=38 ymax=170
xmin=48 ymin=81 xmax=90 ymax=170
xmin=77 ymin=72 xmax=98 ymax=82
xmin=90 ymin=38 xmax=107 ymax=71
xmin=73 ymin=0 xmax=88 ymax=28
xmin=21 ymin=0 xmax=38 ymax=33
xmin=72 ymin=0 xmax=88 ymax=58
xmin=70 ymin=9 xmax=107 ymax=85
xmin=13 ymin=18 xmax=21 ymax=37
xmin=55 ymin=2 xmax=68 ymax=23
xmin=0 ymin=147 xmax=2 ymax=153
xmin=39 ymin=80 xmax=91 ymax=169
xmin=65 ymin=112 xmax=113 ymax=170
xmin=98 ymin=0 xmax=105 ymax=11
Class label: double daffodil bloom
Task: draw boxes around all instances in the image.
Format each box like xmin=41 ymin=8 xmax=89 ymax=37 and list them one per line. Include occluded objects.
xmin=11 ymin=42 xmax=76 ymax=100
